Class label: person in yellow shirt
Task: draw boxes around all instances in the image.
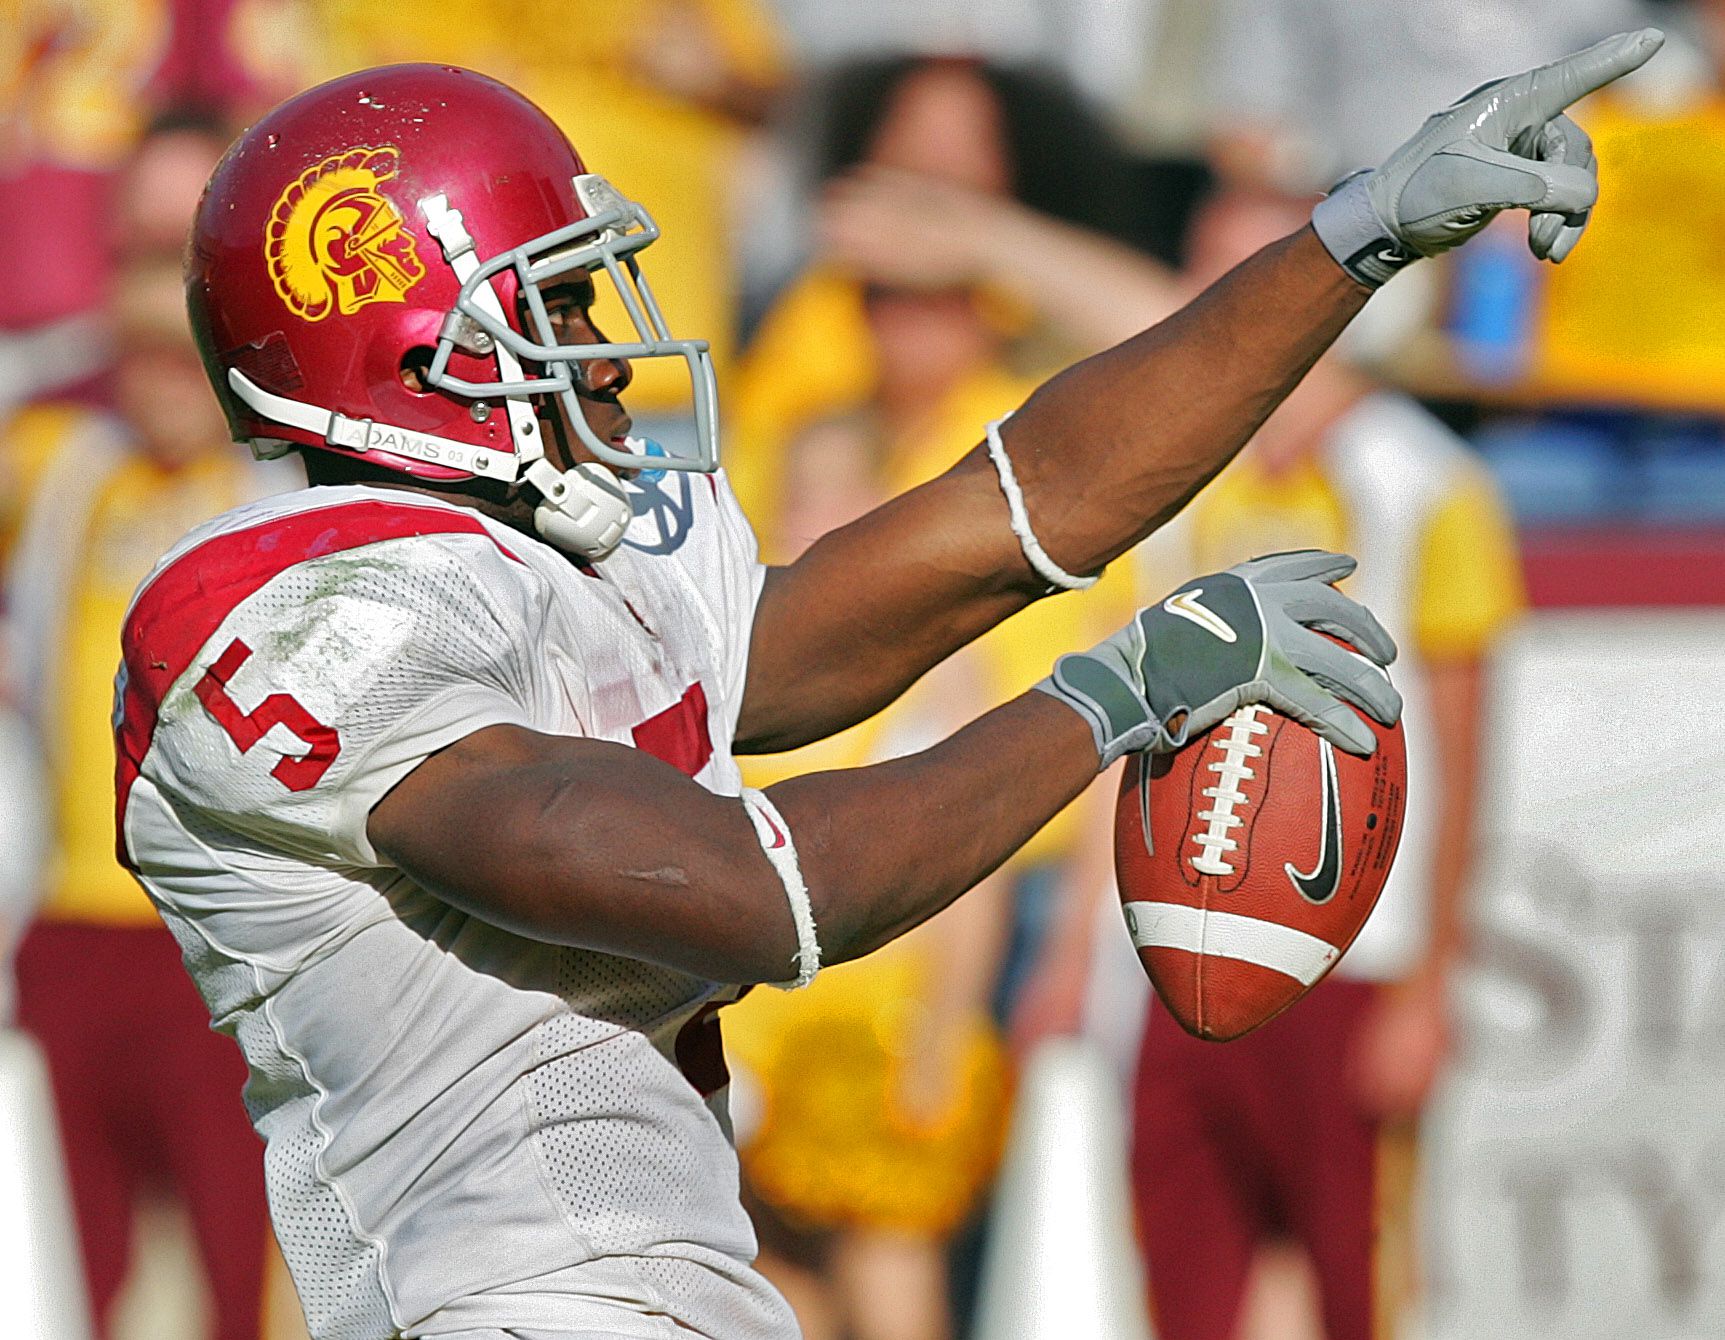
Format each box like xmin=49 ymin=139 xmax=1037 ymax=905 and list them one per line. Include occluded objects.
xmin=732 ymin=54 xmax=1141 ymax=902
xmin=727 ymin=54 xmax=1147 ymax=531
xmin=1524 ymin=6 xmax=1725 ymax=412
xmin=837 ymin=174 xmax=1522 ymax=1339
xmin=722 ymin=58 xmax=1139 ymax=1340
xmin=1122 ymin=190 xmax=1524 ymax=1340
xmin=6 ymin=115 xmax=292 ymax=1340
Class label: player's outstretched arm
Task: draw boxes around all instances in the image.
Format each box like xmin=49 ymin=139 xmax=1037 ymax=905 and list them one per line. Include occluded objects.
xmin=739 ymin=224 xmax=1360 ymax=753
xmin=367 ymin=695 xmax=1093 ymax=984
xmin=371 ymin=553 xmax=1395 ymax=982
xmin=736 ymin=31 xmax=1659 ymax=755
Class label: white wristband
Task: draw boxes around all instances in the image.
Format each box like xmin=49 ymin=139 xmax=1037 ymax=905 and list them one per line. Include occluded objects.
xmin=1310 ymin=169 xmax=1417 ymax=289
xmin=740 ymin=787 xmax=820 ymax=989
xmin=985 ymin=416 xmax=1099 ymax=592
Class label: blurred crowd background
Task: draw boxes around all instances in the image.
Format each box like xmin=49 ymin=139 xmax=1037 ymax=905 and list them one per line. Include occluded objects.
xmin=2 ymin=1 xmax=1723 ymax=1339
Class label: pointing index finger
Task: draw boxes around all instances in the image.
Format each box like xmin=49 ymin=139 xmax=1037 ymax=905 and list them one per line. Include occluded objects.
xmin=1517 ymin=28 xmax=1664 ymax=127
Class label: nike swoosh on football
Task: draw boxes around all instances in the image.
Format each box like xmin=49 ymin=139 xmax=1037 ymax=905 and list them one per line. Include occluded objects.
xmin=1162 ymin=588 xmax=1237 ymax=643
xmin=1284 ymin=739 xmax=1342 ymax=904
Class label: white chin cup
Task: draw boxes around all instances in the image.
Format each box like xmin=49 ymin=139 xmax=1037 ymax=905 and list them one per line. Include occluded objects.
xmin=528 ymin=460 xmax=632 ymax=560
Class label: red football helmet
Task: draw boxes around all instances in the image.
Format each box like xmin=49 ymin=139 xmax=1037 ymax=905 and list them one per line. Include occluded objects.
xmin=186 ymin=64 xmax=717 ymax=558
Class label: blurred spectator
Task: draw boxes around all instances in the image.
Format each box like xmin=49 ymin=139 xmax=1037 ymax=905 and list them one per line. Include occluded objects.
xmin=741 ymin=3 xmax=1218 ymax=331
xmin=0 ymin=0 xmax=279 ymax=414
xmin=729 ymin=55 xmax=1142 ymax=529
xmin=728 ymin=54 xmax=1145 ymax=1334
xmin=1206 ymin=0 xmax=1646 ymax=192
xmin=724 ymin=424 xmax=1013 ymax=1340
xmin=1123 ymin=190 xmax=1524 ymax=1340
xmin=908 ymin=176 xmax=1526 ymax=1335
xmin=232 ymin=0 xmax=790 ymax=452
xmin=3 ymin=112 xmax=293 ymax=1340
xmin=734 ymin=57 xmax=1139 ymax=1025
xmin=766 ymin=0 xmax=1159 ymax=119
xmin=1507 ymin=2 xmax=1725 ymax=414
xmin=815 ymin=164 xmax=1184 ymax=358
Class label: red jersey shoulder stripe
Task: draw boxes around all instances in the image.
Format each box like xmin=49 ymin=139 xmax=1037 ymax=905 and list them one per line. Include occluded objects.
xmin=115 ymin=498 xmax=525 ymax=869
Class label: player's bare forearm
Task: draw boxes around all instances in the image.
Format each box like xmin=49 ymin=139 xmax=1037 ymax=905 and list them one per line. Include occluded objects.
xmin=368 ymin=694 xmax=1097 ymax=984
xmin=737 ymin=227 xmax=1365 ymax=753
xmin=771 ymin=692 xmax=1096 ymax=965
xmin=1003 ymin=226 xmax=1367 ymax=571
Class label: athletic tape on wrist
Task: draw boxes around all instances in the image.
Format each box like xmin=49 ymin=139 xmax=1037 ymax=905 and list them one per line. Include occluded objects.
xmin=740 ymin=787 xmax=820 ymax=989
xmin=985 ymin=417 xmax=1099 ymax=592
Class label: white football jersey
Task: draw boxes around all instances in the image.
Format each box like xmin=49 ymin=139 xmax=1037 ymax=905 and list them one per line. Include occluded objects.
xmin=114 ymin=475 xmax=800 ymax=1340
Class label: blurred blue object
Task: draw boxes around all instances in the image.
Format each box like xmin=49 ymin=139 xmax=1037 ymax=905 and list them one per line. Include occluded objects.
xmin=1448 ymin=227 xmax=1537 ymax=383
xmin=1634 ymin=420 xmax=1725 ymax=524
xmin=1473 ymin=418 xmax=1626 ymax=524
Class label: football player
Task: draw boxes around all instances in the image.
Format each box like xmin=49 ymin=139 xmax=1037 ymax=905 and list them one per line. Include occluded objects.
xmin=118 ymin=33 xmax=1657 ymax=1340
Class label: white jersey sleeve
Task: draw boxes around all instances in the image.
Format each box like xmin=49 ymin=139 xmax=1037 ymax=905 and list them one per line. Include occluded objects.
xmin=140 ymin=528 xmax=546 ymax=867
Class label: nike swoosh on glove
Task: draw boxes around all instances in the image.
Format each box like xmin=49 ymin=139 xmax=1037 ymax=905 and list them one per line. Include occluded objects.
xmin=1312 ymin=28 xmax=1663 ymax=287
xmin=1035 ymin=550 xmax=1402 ymax=768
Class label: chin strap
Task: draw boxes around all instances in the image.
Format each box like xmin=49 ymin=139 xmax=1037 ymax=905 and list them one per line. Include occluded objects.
xmin=229 ymin=370 xmax=519 ymax=482
xmin=524 ymin=457 xmax=631 ymax=557
xmin=418 ymin=191 xmax=633 ymax=560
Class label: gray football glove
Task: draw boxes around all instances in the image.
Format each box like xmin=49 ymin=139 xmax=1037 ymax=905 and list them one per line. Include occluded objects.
xmin=1036 ymin=550 xmax=1401 ymax=767
xmin=1313 ymin=28 xmax=1663 ymax=287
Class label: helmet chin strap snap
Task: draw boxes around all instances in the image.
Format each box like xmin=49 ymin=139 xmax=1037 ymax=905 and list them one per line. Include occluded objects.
xmin=524 ymin=458 xmax=631 ymax=560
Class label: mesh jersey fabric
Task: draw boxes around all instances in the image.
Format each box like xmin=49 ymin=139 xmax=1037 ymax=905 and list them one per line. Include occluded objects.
xmin=117 ymin=480 xmax=798 ymax=1340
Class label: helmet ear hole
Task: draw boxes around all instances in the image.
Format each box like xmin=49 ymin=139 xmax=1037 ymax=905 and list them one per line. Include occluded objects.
xmin=398 ymin=346 xmax=437 ymax=393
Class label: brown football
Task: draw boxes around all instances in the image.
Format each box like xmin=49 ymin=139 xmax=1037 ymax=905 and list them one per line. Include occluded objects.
xmin=1115 ymin=703 xmax=1406 ymax=1041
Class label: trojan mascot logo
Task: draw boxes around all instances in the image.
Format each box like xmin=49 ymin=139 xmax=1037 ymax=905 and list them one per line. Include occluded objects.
xmin=266 ymin=146 xmax=425 ymax=321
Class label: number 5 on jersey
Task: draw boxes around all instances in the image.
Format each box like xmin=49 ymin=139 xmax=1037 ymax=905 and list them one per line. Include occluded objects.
xmin=194 ymin=639 xmax=341 ymax=791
